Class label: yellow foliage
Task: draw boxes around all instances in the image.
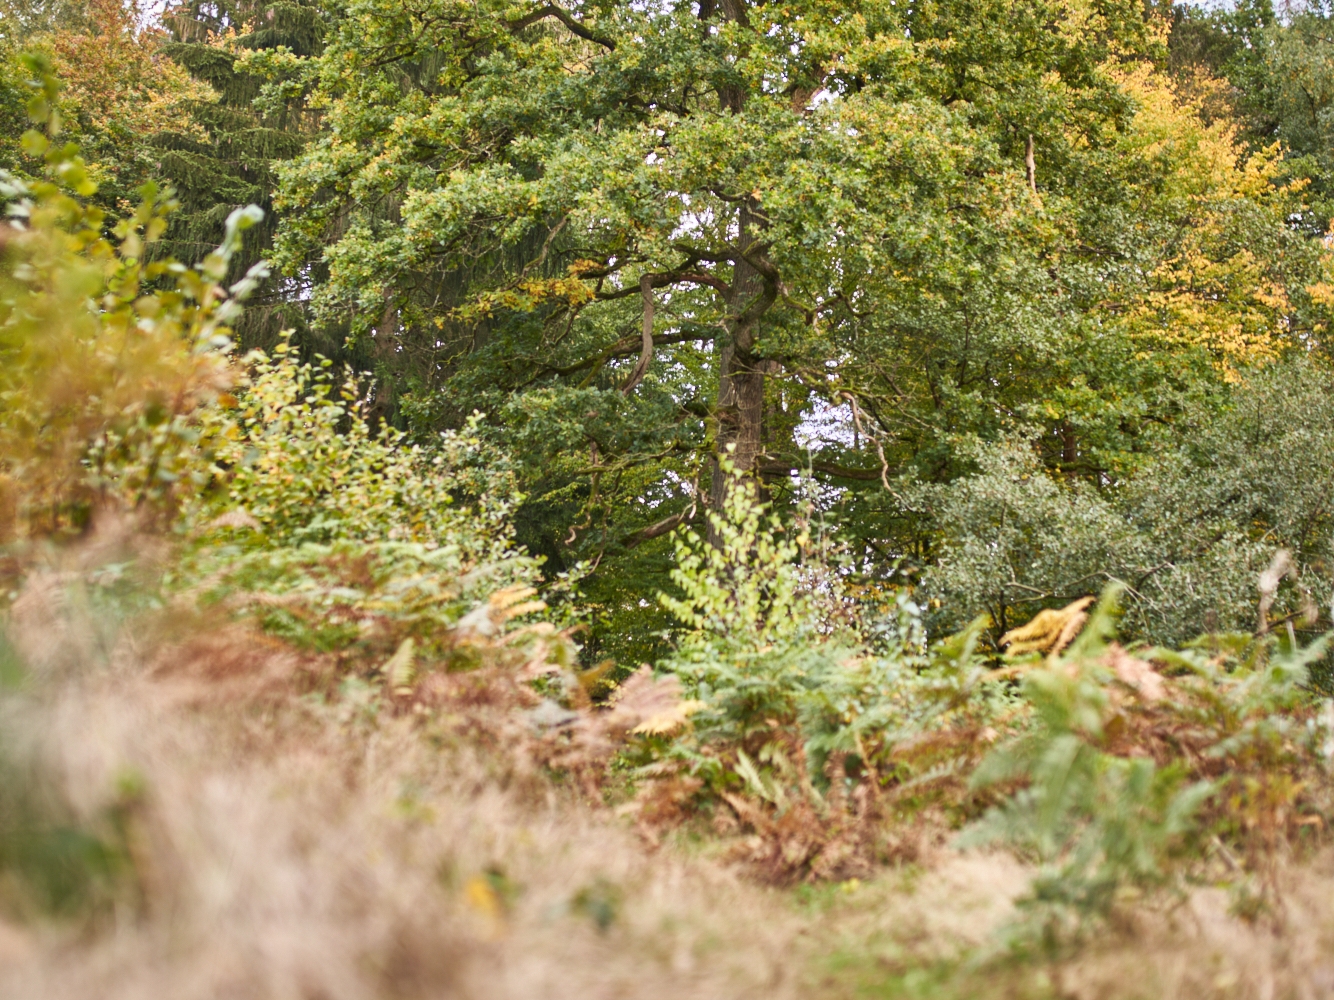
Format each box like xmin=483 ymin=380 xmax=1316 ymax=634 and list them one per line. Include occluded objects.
xmin=1094 ymin=63 xmax=1320 ymax=368
xmin=631 ymin=699 xmax=706 ymax=735
xmin=47 ymin=0 xmax=215 ymax=149
xmin=381 ymin=637 xmax=416 ymax=695
xmin=0 ymin=142 xmax=252 ymax=542
xmin=456 ymin=275 xmax=595 ymax=322
xmin=489 ymin=585 xmax=549 ymax=621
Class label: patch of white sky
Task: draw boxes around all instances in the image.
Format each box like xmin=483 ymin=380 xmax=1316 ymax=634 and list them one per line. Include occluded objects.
xmin=638 ymin=467 xmax=695 ymax=509
xmin=794 ymin=396 xmax=856 ymax=453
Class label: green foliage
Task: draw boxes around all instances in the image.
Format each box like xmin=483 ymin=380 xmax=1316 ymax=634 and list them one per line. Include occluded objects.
xmin=639 ymin=476 xmax=1013 ymax=878
xmin=922 ymin=359 xmax=1334 ymax=646
xmin=153 ymin=0 xmax=326 ymax=348
xmin=962 ymin=588 xmax=1214 ymax=924
xmin=660 ymin=470 xmax=814 ymax=644
xmin=203 ymin=340 xmax=522 ymax=549
xmin=182 ymin=349 xmax=543 ymax=655
xmin=963 ymin=584 xmax=1334 ymax=936
xmin=645 ymin=484 xmax=1334 ymax=901
xmin=0 ymin=53 xmax=262 ymax=546
xmin=1 ymin=56 xmax=544 ymax=673
xmin=261 ymin=0 xmax=1332 ymax=668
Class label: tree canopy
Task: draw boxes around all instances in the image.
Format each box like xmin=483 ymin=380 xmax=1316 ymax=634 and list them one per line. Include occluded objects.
xmin=245 ymin=0 xmax=1330 ymax=655
xmin=5 ymin=0 xmax=1334 ymax=657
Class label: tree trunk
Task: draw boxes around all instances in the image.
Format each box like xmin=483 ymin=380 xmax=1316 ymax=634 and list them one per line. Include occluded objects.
xmin=704 ymin=0 xmax=778 ymax=539
xmin=709 ymin=200 xmax=768 ymax=533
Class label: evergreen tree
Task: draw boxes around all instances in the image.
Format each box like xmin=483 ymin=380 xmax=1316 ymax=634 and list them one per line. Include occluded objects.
xmin=151 ymin=0 xmax=324 ymax=346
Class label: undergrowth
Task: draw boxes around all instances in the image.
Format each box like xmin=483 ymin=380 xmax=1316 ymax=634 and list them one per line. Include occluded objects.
xmin=621 ymin=480 xmax=1334 ymax=939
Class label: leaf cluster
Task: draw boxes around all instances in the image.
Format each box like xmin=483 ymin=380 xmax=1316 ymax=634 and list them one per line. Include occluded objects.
xmin=0 ymin=53 xmax=262 ymax=550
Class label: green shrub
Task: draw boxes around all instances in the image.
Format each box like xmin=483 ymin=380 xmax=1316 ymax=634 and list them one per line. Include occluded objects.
xmin=637 ymin=475 xmax=1013 ymax=880
xmin=178 ymin=339 xmax=544 ymax=662
xmin=0 ymin=52 xmax=555 ymax=696
xmin=198 ymin=339 xmax=523 ymax=551
xmin=641 ymin=479 xmax=1334 ymax=900
xmin=921 ymin=360 xmax=1334 ymax=647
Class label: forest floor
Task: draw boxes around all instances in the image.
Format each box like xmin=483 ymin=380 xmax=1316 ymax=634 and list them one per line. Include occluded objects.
xmin=2 ymin=594 xmax=1334 ymax=1000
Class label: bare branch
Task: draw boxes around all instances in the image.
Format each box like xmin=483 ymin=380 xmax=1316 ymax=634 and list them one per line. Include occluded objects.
xmin=843 ymin=393 xmax=892 ymax=491
xmin=594 ymin=269 xmax=728 ymax=300
xmin=622 ymin=469 xmax=701 ymax=548
xmin=1025 ymin=134 xmax=1037 ymax=196
xmin=539 ymin=329 xmax=714 ymax=378
xmin=621 ymin=505 xmax=696 ymax=548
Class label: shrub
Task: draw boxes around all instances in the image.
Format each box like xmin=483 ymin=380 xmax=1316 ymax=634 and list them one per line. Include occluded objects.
xmin=0 ymin=52 xmax=259 ymax=551
xmin=638 ymin=478 xmax=1334 ymax=905
xmin=177 ymin=338 xmax=546 ymax=667
xmin=922 ymin=359 xmax=1334 ymax=647
xmin=0 ymin=54 xmax=561 ymax=710
xmin=964 ymin=584 xmax=1334 ymax=937
xmin=198 ymin=339 xmax=523 ymax=551
xmin=634 ymin=475 xmax=1014 ymax=881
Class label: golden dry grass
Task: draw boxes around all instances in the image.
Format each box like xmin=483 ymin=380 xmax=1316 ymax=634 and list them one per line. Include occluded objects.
xmin=3 ymin=580 xmax=1334 ymax=1000
xmin=0 ymin=610 xmax=803 ymax=999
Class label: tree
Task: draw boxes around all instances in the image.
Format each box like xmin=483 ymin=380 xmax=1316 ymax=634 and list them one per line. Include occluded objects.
xmin=269 ymin=0 xmax=1330 ymax=656
xmin=921 ymin=358 xmax=1334 ymax=645
xmin=1171 ymin=0 xmax=1334 ymax=232
xmin=150 ymin=0 xmax=324 ymax=346
xmin=0 ymin=0 xmax=212 ymax=211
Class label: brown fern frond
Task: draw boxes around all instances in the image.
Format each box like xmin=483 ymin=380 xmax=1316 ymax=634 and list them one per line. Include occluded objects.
xmin=999 ymin=596 xmax=1095 ymax=656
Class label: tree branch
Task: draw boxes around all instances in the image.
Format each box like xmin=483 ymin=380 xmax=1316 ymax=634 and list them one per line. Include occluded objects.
xmin=621 ymin=273 xmax=656 ymax=395
xmin=539 ymin=329 xmax=715 ymax=377
xmin=506 ymin=4 xmax=616 ymax=49
xmin=620 ymin=504 xmax=698 ymax=548
xmin=1025 ymin=134 xmax=1037 ymax=196
xmin=594 ymin=269 xmax=728 ymax=300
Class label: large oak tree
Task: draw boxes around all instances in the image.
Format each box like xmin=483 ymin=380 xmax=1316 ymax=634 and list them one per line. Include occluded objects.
xmin=268 ymin=0 xmax=1329 ymax=657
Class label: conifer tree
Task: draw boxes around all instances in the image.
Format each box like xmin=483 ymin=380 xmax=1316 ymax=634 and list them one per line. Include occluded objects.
xmin=151 ymin=0 xmax=323 ymax=345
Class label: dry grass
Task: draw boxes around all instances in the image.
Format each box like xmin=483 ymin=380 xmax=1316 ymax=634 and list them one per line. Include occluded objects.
xmin=0 ymin=594 xmax=806 ymax=1000
xmin=801 ymin=846 xmax=1334 ymax=1000
xmin=4 ymin=579 xmax=1334 ymax=1000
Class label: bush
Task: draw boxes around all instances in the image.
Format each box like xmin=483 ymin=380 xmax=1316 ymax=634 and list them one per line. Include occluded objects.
xmin=964 ymin=585 xmax=1334 ymax=936
xmin=637 ymin=478 xmax=1334 ymax=908
xmin=0 ymin=53 xmax=258 ymax=552
xmin=633 ymin=475 xmax=1014 ymax=881
xmin=173 ymin=334 xmax=546 ymax=667
xmin=921 ymin=359 xmax=1334 ymax=647
xmin=0 ymin=54 xmax=551 ymax=678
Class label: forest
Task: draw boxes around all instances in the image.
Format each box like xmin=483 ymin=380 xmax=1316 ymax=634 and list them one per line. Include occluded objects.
xmin=4 ymin=0 xmax=1334 ymax=996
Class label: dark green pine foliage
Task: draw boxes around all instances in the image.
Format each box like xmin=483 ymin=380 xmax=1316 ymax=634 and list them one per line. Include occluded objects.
xmin=151 ymin=1 xmax=322 ymax=347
